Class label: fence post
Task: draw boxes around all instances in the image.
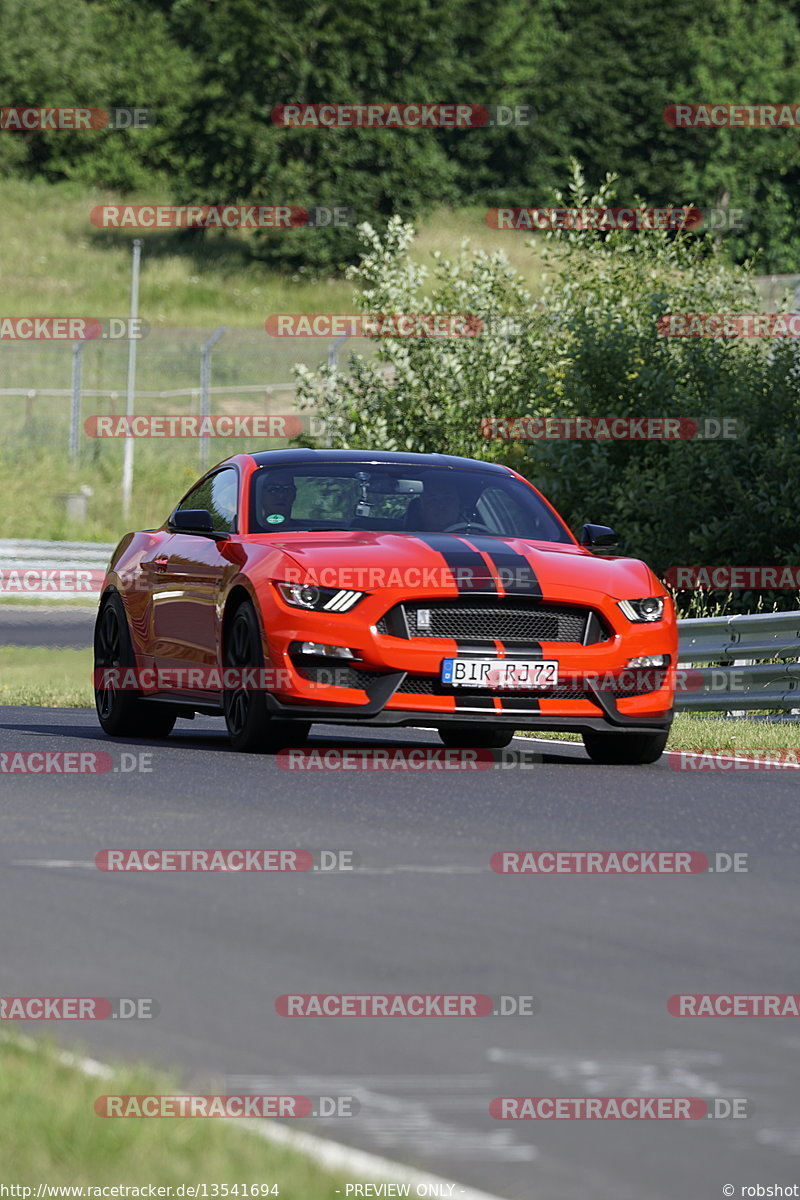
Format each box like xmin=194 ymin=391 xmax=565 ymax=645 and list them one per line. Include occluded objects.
xmin=326 ymin=335 xmax=348 ymax=448
xmin=200 ymin=326 xmax=226 ymax=470
xmin=25 ymin=390 xmax=36 ymax=438
xmin=121 ymin=238 xmax=142 ymax=521
xmin=70 ymin=340 xmax=85 ymax=461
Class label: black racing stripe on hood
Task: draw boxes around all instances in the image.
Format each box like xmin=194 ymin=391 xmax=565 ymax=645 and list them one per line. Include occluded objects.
xmin=462 ymin=537 xmax=543 ymax=599
xmin=411 ymin=533 xmax=495 ymax=593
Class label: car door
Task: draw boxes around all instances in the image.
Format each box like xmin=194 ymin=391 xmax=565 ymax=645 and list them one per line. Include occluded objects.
xmin=150 ymin=468 xmax=239 ymax=675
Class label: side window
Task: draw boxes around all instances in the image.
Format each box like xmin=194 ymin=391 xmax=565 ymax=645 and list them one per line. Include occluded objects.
xmin=176 ymin=469 xmax=238 ymax=533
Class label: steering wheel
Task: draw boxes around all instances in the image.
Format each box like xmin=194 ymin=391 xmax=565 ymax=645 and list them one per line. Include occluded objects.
xmin=442 ymin=520 xmax=493 ymax=534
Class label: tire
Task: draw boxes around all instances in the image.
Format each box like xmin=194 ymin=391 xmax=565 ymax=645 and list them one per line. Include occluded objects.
xmin=94 ymin=592 xmax=177 ymax=739
xmin=581 ymin=729 xmax=669 ymax=765
xmin=223 ymin=600 xmax=310 ymax=753
xmin=438 ymin=724 xmax=515 ymax=750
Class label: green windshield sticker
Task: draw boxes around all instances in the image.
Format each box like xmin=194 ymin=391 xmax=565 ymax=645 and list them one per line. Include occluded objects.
xmin=266 ymin=513 xmax=286 ymax=524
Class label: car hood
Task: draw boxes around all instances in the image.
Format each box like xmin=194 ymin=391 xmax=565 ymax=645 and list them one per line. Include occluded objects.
xmin=255 ymin=530 xmax=658 ymax=600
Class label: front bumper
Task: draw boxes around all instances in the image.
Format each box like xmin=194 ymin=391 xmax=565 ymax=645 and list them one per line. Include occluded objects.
xmin=263 ymin=671 xmax=673 ymax=733
xmin=260 ymin=590 xmax=676 ymax=733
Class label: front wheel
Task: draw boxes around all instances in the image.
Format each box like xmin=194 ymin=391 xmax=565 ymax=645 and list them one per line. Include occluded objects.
xmin=438 ymin=725 xmax=515 ymax=750
xmin=223 ymin=601 xmax=310 ymax=753
xmin=94 ymin=593 xmax=176 ymax=739
xmin=582 ymin=729 xmax=669 ymax=765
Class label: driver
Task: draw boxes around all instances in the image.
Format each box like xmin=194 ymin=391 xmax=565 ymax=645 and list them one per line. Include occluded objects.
xmin=258 ymin=471 xmax=297 ymax=528
xmin=418 ymin=476 xmax=466 ymax=531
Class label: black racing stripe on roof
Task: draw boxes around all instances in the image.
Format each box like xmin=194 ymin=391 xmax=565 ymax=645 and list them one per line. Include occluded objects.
xmin=249 ymin=448 xmax=512 ymax=473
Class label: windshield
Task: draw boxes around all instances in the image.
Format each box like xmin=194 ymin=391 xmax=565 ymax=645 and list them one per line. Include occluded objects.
xmin=248 ymin=463 xmax=573 ymax=542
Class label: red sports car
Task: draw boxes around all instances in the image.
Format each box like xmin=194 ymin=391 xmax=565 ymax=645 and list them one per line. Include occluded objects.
xmin=94 ymin=449 xmax=676 ymax=763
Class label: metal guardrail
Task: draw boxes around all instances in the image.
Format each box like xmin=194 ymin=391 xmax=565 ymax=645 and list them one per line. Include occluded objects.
xmin=677 ymin=611 xmax=800 ymax=711
xmin=0 ymin=539 xmax=114 ymax=602
xmin=0 ymin=539 xmax=114 ymax=561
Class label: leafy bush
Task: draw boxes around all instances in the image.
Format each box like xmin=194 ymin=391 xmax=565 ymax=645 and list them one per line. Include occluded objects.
xmin=296 ymin=167 xmax=800 ymax=599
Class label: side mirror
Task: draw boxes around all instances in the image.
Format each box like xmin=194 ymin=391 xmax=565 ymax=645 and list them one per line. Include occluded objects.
xmin=170 ymin=508 xmax=215 ymax=535
xmin=579 ymin=523 xmax=619 ymax=552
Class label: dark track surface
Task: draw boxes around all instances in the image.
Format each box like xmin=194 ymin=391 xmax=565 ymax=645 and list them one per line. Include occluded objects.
xmin=0 ymin=605 xmax=96 ymax=648
xmin=1 ymin=704 xmax=798 ymax=1198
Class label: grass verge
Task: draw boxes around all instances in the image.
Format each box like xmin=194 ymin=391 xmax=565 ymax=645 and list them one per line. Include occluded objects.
xmin=522 ymin=713 xmax=800 ymax=753
xmin=0 ymin=180 xmax=545 ymax=332
xmin=1 ymin=1033 xmax=352 ymax=1195
xmin=0 ymin=646 xmax=92 ymax=707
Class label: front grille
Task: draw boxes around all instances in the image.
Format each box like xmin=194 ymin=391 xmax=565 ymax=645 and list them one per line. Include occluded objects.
xmin=397 ymin=675 xmax=589 ymax=700
xmin=377 ymin=599 xmax=598 ymax=644
xmin=396 ymin=670 xmax=666 ymax=700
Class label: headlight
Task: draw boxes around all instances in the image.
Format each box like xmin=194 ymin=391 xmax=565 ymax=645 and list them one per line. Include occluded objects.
xmin=276 ymin=582 xmax=366 ymax=613
xmin=617 ymin=597 xmax=665 ymax=623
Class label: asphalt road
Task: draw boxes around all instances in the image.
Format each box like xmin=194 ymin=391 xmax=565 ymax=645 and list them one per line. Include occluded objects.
xmin=1 ymin=704 xmax=799 ymax=1199
xmin=0 ymin=605 xmax=96 ymax=648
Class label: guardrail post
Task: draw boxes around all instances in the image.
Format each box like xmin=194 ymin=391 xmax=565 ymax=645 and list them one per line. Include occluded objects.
xmin=727 ymin=658 xmax=753 ymax=718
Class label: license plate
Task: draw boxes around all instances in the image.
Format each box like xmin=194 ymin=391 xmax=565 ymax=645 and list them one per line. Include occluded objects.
xmin=441 ymin=658 xmax=559 ymax=690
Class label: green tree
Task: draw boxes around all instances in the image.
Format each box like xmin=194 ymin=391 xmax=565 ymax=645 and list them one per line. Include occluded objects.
xmin=169 ymin=0 xmax=469 ymax=274
xmin=0 ymin=0 xmax=198 ymax=189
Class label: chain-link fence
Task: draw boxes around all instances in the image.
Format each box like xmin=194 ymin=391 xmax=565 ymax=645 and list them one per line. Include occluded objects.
xmin=756 ymin=274 xmax=800 ymax=312
xmin=0 ymin=327 xmax=377 ymax=538
xmin=1 ymin=326 xmax=378 ymax=459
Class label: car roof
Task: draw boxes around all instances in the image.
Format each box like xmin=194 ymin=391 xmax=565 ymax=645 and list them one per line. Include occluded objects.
xmin=248 ymin=448 xmax=512 ymax=473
